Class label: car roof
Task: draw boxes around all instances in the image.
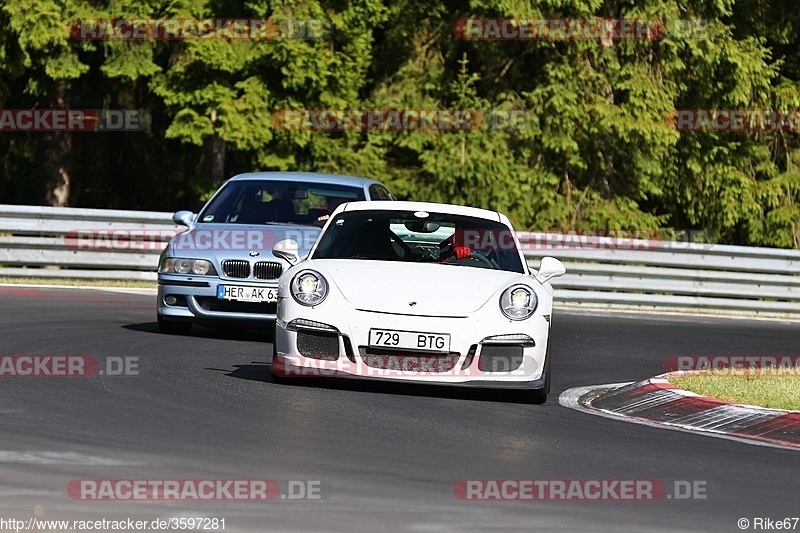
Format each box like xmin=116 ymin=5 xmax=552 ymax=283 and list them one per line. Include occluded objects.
xmin=227 ymin=172 xmax=382 ymax=188
xmin=341 ymin=200 xmax=503 ymax=222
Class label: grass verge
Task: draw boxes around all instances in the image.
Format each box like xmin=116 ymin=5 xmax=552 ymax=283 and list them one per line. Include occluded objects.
xmin=0 ymin=276 xmax=156 ymax=289
xmin=669 ymin=370 xmax=800 ymax=411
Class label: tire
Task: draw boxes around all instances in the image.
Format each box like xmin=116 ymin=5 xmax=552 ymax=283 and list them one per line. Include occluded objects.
xmin=157 ymin=315 xmax=192 ymax=335
xmin=270 ymin=343 xmax=289 ymax=384
xmin=527 ymin=339 xmax=552 ymax=404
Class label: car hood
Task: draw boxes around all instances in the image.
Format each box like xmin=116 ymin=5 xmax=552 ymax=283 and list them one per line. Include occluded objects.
xmin=169 ymin=223 xmax=321 ymax=261
xmin=311 ymin=259 xmax=528 ymax=316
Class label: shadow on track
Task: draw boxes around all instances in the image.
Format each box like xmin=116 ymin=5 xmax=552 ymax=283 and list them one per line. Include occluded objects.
xmin=214 ymin=361 xmax=545 ymax=405
xmin=122 ymin=322 xmax=274 ymax=343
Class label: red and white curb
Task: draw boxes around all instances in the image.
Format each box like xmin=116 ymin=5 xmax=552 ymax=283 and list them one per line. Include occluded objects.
xmin=559 ymin=373 xmax=800 ymax=451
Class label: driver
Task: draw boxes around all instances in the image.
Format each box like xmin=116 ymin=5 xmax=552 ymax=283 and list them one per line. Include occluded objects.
xmin=314 ymin=196 xmax=347 ymax=226
xmin=438 ymin=234 xmax=472 ymax=262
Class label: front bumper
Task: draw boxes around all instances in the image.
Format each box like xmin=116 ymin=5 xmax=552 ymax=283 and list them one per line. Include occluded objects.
xmin=157 ymin=274 xmax=279 ymax=325
xmin=274 ymin=303 xmax=550 ymax=387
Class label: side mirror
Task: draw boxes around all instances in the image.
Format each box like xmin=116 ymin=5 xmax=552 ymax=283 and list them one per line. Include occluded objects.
xmin=172 ymin=210 xmax=195 ymax=227
xmin=273 ymin=239 xmax=300 ymax=265
xmin=535 ymin=257 xmax=566 ymax=284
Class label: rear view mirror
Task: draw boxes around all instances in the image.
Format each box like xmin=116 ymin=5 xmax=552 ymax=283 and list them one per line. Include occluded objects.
xmin=404 ymin=221 xmax=440 ymax=233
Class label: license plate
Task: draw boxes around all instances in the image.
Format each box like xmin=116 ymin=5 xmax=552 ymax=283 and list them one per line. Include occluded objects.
xmin=217 ymin=285 xmax=278 ymax=303
xmin=368 ymin=329 xmax=451 ymax=353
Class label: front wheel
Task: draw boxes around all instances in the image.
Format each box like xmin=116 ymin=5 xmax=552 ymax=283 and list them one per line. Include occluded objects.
xmin=527 ymin=339 xmax=551 ymax=404
xmin=270 ymin=343 xmax=289 ymax=384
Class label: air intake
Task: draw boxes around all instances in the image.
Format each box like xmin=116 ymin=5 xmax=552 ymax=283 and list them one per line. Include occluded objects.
xmin=222 ymin=260 xmax=250 ymax=278
xmin=254 ymin=261 xmax=282 ymax=280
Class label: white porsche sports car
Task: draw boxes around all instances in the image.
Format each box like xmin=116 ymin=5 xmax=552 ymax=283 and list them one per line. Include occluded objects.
xmin=270 ymin=201 xmax=565 ymax=403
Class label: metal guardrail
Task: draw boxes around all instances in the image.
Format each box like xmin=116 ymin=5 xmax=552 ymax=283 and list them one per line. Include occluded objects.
xmin=518 ymin=232 xmax=800 ymax=317
xmin=0 ymin=204 xmax=180 ymax=281
xmin=2 ymin=204 xmax=800 ymax=317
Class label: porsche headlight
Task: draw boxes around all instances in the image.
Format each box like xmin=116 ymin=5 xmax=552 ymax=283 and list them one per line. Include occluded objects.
xmin=160 ymin=258 xmax=217 ymax=276
xmin=500 ymin=285 xmax=537 ymax=320
xmin=291 ymin=270 xmax=329 ymax=306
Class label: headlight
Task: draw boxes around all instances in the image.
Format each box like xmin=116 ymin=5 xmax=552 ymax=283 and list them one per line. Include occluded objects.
xmin=160 ymin=258 xmax=217 ymax=276
xmin=500 ymin=285 xmax=537 ymax=320
xmin=290 ymin=270 xmax=329 ymax=306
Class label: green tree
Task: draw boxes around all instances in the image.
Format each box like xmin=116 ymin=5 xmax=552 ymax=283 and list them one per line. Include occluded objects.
xmin=1 ymin=0 xmax=94 ymax=205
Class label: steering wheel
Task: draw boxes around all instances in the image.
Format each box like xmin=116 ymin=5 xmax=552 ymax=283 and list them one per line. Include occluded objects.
xmin=450 ymin=251 xmax=495 ymax=268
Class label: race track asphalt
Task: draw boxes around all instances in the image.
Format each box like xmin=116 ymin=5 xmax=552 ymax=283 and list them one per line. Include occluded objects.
xmin=0 ymin=286 xmax=797 ymax=532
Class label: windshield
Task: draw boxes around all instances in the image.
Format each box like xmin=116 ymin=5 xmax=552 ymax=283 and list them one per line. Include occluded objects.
xmin=312 ymin=210 xmax=525 ymax=273
xmin=197 ymin=180 xmax=366 ymax=226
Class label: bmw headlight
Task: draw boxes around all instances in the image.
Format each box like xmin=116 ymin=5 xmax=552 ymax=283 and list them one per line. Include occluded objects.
xmin=291 ymin=270 xmax=329 ymax=306
xmin=159 ymin=258 xmax=217 ymax=276
xmin=500 ymin=285 xmax=537 ymax=320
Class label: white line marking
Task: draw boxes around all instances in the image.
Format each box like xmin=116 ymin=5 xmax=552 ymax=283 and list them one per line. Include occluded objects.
xmin=554 ymin=305 xmax=800 ymax=324
xmin=0 ymin=283 xmax=156 ymax=295
xmin=0 ymin=450 xmax=139 ymax=465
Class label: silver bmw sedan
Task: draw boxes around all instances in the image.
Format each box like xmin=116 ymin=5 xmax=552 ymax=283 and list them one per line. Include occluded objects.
xmin=156 ymin=172 xmax=394 ymax=333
